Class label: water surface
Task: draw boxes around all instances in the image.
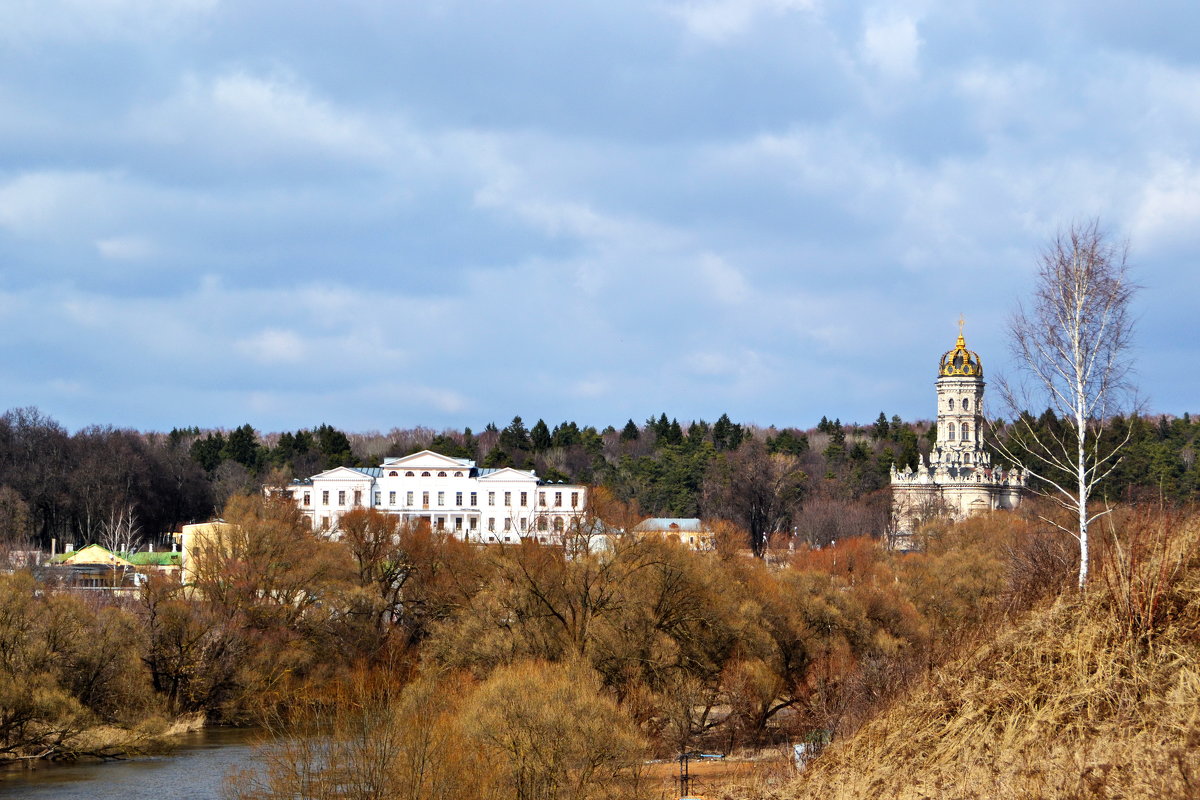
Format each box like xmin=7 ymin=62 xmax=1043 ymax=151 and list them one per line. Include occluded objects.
xmin=0 ymin=727 xmax=260 ymax=799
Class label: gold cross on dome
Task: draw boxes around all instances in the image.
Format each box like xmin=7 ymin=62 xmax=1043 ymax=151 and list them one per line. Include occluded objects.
xmin=958 ymin=314 xmax=965 ymax=337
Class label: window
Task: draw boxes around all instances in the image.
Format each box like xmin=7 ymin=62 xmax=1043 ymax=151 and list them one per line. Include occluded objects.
xmin=322 ymin=491 xmax=329 ymax=505
xmin=438 ymin=471 xmax=447 ymax=477
xmin=554 ymin=492 xmax=562 ymax=507
xmin=504 ymin=492 xmax=512 ymax=506
xmin=389 ymin=471 xmax=398 ymax=477
xmin=338 ymin=490 xmax=346 ymax=506
xmin=488 ymin=518 xmax=496 ymax=531
xmin=488 ymin=491 xmax=495 ymax=506
xmin=389 ymin=491 xmax=396 ymax=505
xmin=519 ymin=518 xmax=527 ymax=532
xmin=437 ymin=491 xmax=445 ymax=506
xmin=571 ymin=492 xmax=579 ymax=508
xmin=436 ymin=517 xmax=445 ymax=530
xmin=470 ymin=491 xmax=477 ymax=506
xmin=963 ymin=398 xmax=970 ymax=411
xmin=455 ymin=517 xmax=463 ymax=530
xmin=422 ymin=491 xmax=430 ymax=507
xmin=406 ymin=491 xmax=414 ymax=505
xmin=456 ymin=491 xmax=463 ymax=505
xmin=538 ymin=516 xmax=548 ymax=531
xmin=503 ymin=519 xmax=511 ymax=531
xmin=553 ymin=518 xmax=564 ymax=532
xmin=520 ymin=491 xmax=527 ymax=506
xmin=303 ymin=493 xmax=311 ymax=506
xmin=948 ymin=398 xmax=955 ymax=410
xmin=455 ymin=471 xmax=463 ymax=477
xmin=373 ymin=491 xmax=380 ymax=505
xmin=947 ymin=422 xmax=956 ymax=440
xmin=406 ymin=471 xmax=415 ymax=477
xmin=539 ymin=491 xmax=546 ymax=506
xmin=469 ymin=518 xmax=478 ymax=530
xmin=961 ymin=423 xmax=970 ymax=441
xmin=421 ymin=471 xmax=431 ymax=477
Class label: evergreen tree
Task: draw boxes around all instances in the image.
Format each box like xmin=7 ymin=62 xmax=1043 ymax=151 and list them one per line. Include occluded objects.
xmin=190 ymin=432 xmax=226 ymax=472
xmin=315 ymin=424 xmax=353 ymax=469
xmin=499 ymin=416 xmax=532 ymax=452
xmin=872 ymin=412 xmax=890 ymax=440
xmin=530 ymin=419 xmax=552 ymax=452
xmin=620 ymin=419 xmax=640 ymax=442
xmin=712 ymin=414 xmax=743 ymax=451
xmin=222 ymin=424 xmax=262 ymax=470
xmin=768 ymin=428 xmax=809 ymax=456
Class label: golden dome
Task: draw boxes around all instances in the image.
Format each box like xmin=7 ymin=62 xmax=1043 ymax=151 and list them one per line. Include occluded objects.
xmin=939 ymin=325 xmax=983 ymax=378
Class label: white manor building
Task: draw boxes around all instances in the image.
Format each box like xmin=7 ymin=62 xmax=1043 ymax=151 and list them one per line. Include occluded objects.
xmin=890 ymin=326 xmax=1027 ymax=542
xmin=285 ymin=450 xmax=587 ymax=545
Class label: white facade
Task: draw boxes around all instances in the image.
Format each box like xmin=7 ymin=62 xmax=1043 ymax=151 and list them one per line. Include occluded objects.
xmin=286 ymin=450 xmax=587 ymax=545
xmin=891 ymin=329 xmax=1027 ymax=542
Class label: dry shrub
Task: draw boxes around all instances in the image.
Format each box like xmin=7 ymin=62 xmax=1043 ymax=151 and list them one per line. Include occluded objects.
xmin=749 ymin=510 xmax=1200 ymax=800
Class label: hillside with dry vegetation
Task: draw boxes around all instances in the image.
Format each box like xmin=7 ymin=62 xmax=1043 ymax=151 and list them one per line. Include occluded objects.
xmin=735 ymin=509 xmax=1200 ymax=800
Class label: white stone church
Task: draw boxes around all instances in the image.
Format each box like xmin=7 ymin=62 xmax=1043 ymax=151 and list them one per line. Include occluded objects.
xmin=890 ymin=327 xmax=1027 ymax=543
xmin=285 ymin=450 xmax=587 ymax=545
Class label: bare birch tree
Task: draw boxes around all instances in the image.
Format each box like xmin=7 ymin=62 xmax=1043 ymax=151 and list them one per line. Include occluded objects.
xmin=997 ymin=220 xmax=1137 ymax=588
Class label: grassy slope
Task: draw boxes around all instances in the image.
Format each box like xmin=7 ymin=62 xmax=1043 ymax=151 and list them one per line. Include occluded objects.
xmin=747 ymin=516 xmax=1200 ymax=800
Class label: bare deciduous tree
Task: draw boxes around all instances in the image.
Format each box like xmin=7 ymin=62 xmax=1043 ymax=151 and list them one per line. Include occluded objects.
xmin=997 ymin=220 xmax=1137 ymax=588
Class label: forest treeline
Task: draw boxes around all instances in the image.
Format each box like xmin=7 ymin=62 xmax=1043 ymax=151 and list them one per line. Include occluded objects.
xmin=2 ymin=406 xmax=1197 ymax=554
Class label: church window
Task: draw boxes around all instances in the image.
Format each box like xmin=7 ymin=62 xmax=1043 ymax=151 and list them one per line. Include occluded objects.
xmin=962 ymin=398 xmax=970 ymax=411
xmin=947 ymin=422 xmax=956 ymax=439
xmin=948 ymin=398 xmax=955 ymax=410
xmin=961 ymin=423 xmax=970 ymax=441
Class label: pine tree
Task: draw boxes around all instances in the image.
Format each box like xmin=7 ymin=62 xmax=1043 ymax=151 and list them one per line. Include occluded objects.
xmin=620 ymin=419 xmax=640 ymax=441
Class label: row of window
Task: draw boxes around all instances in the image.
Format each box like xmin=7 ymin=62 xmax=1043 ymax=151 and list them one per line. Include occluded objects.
xmin=385 ymin=469 xmax=466 ymax=478
xmin=946 ymin=397 xmax=973 ymax=411
xmin=302 ymin=488 xmax=579 ymax=508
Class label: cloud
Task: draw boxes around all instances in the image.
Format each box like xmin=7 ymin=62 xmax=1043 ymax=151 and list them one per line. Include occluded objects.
xmin=666 ymin=0 xmax=816 ymax=43
xmin=859 ymin=12 xmax=921 ymax=80
xmin=0 ymin=0 xmax=216 ymax=44
xmin=95 ymin=235 xmax=157 ymax=261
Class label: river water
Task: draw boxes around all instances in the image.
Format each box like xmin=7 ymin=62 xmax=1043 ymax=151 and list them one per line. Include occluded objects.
xmin=0 ymin=727 xmax=261 ymax=799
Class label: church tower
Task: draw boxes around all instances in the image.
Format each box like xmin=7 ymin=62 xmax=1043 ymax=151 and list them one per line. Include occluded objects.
xmin=890 ymin=321 xmax=1026 ymax=546
xmin=931 ymin=324 xmax=987 ymax=479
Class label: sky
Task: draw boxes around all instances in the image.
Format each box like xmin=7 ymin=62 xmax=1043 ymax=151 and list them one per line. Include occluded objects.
xmin=0 ymin=0 xmax=1197 ymax=434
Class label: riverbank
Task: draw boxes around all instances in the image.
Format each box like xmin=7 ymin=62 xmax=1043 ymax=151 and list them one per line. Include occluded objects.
xmin=0 ymin=725 xmax=259 ymax=799
xmin=0 ymin=712 xmax=208 ymax=767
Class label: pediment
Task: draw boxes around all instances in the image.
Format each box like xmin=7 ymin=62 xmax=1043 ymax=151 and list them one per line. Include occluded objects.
xmin=311 ymin=466 xmax=375 ymax=482
xmin=381 ymin=450 xmax=474 ymax=471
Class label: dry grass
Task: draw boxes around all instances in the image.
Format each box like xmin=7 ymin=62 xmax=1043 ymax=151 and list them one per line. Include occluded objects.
xmin=725 ymin=513 xmax=1200 ymax=800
